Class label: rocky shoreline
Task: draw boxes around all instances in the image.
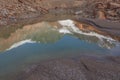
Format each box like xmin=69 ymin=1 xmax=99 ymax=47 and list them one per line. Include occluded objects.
xmin=6 ymin=55 xmax=120 ymax=80
xmin=0 ymin=0 xmax=120 ymax=26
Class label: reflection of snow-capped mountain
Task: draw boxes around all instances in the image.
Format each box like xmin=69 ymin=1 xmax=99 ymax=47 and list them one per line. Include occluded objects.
xmin=59 ymin=20 xmax=114 ymax=41
xmin=0 ymin=22 xmax=63 ymax=52
xmin=58 ymin=19 xmax=119 ymax=49
xmin=0 ymin=19 xmax=119 ymax=52
xmin=6 ymin=39 xmax=36 ymax=51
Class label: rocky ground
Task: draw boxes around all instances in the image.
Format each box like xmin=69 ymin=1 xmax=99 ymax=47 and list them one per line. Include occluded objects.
xmin=0 ymin=0 xmax=120 ymax=26
xmin=7 ymin=55 xmax=120 ymax=80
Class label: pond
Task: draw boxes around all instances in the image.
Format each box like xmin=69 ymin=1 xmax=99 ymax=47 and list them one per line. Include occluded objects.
xmin=0 ymin=19 xmax=120 ymax=79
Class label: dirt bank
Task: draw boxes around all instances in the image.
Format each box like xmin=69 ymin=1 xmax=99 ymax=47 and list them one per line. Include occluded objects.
xmin=0 ymin=0 xmax=120 ymax=26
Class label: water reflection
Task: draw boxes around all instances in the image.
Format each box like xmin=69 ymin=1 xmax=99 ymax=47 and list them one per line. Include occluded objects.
xmin=0 ymin=22 xmax=63 ymax=52
xmin=0 ymin=19 xmax=120 ymax=79
xmin=58 ymin=20 xmax=119 ymax=49
xmin=0 ymin=19 xmax=119 ymax=52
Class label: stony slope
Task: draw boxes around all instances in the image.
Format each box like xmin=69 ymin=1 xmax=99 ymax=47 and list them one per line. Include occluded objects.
xmin=0 ymin=0 xmax=120 ymax=26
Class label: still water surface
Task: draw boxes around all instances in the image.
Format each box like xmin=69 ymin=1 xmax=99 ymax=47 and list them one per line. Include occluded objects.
xmin=0 ymin=19 xmax=120 ymax=78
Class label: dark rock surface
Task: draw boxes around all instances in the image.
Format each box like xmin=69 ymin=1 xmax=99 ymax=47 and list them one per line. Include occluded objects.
xmin=12 ymin=56 xmax=120 ymax=80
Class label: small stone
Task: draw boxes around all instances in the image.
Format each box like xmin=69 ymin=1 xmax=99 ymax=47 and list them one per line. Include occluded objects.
xmin=107 ymin=10 xmax=117 ymax=17
xmin=97 ymin=10 xmax=106 ymax=19
xmin=75 ymin=10 xmax=83 ymax=15
xmin=116 ymin=8 xmax=120 ymax=15
xmin=27 ymin=6 xmax=36 ymax=12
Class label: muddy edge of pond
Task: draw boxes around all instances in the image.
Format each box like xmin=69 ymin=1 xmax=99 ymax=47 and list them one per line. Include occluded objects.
xmin=0 ymin=0 xmax=120 ymax=26
xmin=10 ymin=55 xmax=120 ymax=80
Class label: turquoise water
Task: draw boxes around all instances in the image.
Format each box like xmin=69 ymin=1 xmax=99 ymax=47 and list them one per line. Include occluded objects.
xmin=0 ymin=20 xmax=120 ymax=79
